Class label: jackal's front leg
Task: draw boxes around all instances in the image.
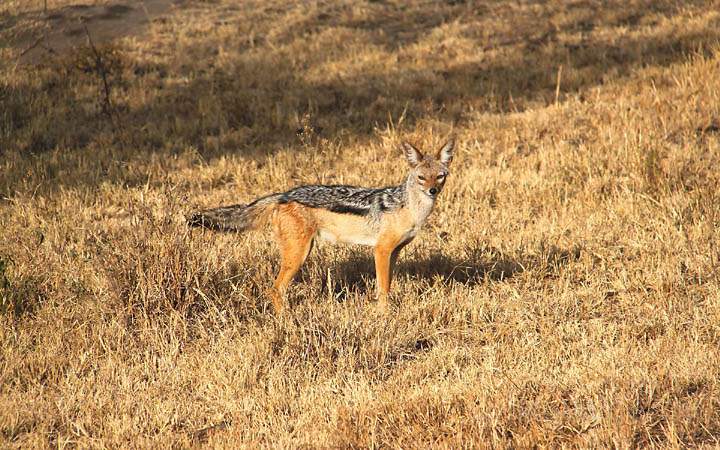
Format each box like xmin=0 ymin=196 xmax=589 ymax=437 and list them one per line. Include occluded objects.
xmin=373 ymin=244 xmax=392 ymax=309
xmin=374 ymin=238 xmax=413 ymax=310
xmin=374 ymin=234 xmax=410 ymax=308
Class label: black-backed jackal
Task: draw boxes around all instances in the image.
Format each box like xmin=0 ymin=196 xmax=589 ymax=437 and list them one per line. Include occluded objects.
xmin=188 ymin=139 xmax=455 ymax=313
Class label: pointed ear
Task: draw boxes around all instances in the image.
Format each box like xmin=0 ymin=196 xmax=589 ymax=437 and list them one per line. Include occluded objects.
xmin=401 ymin=142 xmax=424 ymax=167
xmin=437 ymin=138 xmax=455 ymax=166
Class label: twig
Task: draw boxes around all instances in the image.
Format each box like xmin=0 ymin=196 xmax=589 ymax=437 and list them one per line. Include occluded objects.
xmin=83 ymin=24 xmax=114 ymax=120
xmin=555 ymin=65 xmax=563 ymax=105
xmin=13 ymin=0 xmax=54 ymax=66
xmin=18 ymin=35 xmax=45 ymax=58
xmin=191 ymin=421 xmax=231 ymax=443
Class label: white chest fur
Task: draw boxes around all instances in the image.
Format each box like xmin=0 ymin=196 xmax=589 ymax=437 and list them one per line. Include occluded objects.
xmin=408 ymin=192 xmax=436 ymax=228
xmin=392 ymin=193 xmax=435 ymax=245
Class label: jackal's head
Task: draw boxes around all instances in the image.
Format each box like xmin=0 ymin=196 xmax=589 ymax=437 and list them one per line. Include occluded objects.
xmin=402 ymin=138 xmax=455 ymax=199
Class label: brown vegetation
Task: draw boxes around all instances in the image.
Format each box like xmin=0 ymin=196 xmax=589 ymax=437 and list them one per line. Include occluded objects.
xmin=1 ymin=0 xmax=720 ymax=447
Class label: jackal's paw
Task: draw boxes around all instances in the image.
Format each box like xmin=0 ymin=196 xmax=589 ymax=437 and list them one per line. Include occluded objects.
xmin=373 ymin=293 xmax=391 ymax=313
xmin=267 ymin=288 xmax=286 ymax=315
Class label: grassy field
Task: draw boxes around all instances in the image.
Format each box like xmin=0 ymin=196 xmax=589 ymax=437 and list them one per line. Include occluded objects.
xmin=2 ymin=0 xmax=720 ymax=447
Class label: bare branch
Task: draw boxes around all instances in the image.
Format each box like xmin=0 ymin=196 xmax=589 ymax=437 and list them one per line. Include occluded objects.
xmin=83 ymin=24 xmax=114 ymax=121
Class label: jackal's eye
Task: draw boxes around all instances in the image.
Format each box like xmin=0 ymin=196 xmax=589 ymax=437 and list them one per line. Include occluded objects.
xmin=437 ymin=174 xmax=446 ymax=182
xmin=417 ymin=175 xmax=426 ymax=182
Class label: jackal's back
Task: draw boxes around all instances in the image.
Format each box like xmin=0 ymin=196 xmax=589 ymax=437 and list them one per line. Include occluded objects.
xmin=277 ymin=184 xmax=406 ymax=219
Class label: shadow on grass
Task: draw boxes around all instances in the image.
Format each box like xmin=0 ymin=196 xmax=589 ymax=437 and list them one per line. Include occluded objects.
xmin=319 ymin=244 xmax=581 ymax=298
xmin=0 ymin=256 xmax=47 ymax=318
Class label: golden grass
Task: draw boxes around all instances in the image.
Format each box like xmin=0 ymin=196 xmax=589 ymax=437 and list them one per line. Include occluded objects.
xmin=2 ymin=0 xmax=720 ymax=447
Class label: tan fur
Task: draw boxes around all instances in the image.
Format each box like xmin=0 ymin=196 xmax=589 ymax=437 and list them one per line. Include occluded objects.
xmin=269 ymin=203 xmax=317 ymax=313
xmin=268 ymin=205 xmax=417 ymax=312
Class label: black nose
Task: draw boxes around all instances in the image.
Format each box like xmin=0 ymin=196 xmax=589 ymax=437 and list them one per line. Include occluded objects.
xmin=429 ymin=187 xmax=438 ymax=195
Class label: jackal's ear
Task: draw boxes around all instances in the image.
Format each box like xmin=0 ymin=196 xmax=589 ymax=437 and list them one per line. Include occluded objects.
xmin=438 ymin=138 xmax=455 ymax=166
xmin=401 ymin=142 xmax=424 ymax=167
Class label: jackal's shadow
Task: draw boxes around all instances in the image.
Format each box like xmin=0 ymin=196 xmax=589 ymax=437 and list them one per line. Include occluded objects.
xmin=319 ymin=244 xmax=580 ymax=296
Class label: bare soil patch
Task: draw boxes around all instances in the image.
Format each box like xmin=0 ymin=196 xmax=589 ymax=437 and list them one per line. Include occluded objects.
xmin=2 ymin=0 xmax=183 ymax=65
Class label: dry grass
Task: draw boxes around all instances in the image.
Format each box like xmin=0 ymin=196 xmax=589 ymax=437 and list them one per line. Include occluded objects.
xmin=2 ymin=0 xmax=720 ymax=447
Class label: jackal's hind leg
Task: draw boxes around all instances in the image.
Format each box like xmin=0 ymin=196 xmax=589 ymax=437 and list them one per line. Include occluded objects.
xmin=270 ymin=205 xmax=316 ymax=313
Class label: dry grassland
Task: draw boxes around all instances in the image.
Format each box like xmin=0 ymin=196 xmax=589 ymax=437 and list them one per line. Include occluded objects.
xmin=2 ymin=0 xmax=720 ymax=447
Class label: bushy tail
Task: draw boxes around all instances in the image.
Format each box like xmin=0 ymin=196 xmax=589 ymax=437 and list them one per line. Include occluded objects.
xmin=187 ymin=193 xmax=281 ymax=232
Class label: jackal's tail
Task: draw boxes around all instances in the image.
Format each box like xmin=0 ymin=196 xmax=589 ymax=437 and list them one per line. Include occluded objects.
xmin=187 ymin=193 xmax=282 ymax=232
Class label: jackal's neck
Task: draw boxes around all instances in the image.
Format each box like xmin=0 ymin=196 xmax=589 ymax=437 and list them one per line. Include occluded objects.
xmin=403 ymin=175 xmax=435 ymax=225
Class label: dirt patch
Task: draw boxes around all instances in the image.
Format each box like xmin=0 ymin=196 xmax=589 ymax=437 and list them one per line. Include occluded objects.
xmin=2 ymin=0 xmax=185 ymax=65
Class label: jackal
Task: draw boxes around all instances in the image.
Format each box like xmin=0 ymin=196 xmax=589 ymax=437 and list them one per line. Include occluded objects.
xmin=188 ymin=139 xmax=455 ymax=313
